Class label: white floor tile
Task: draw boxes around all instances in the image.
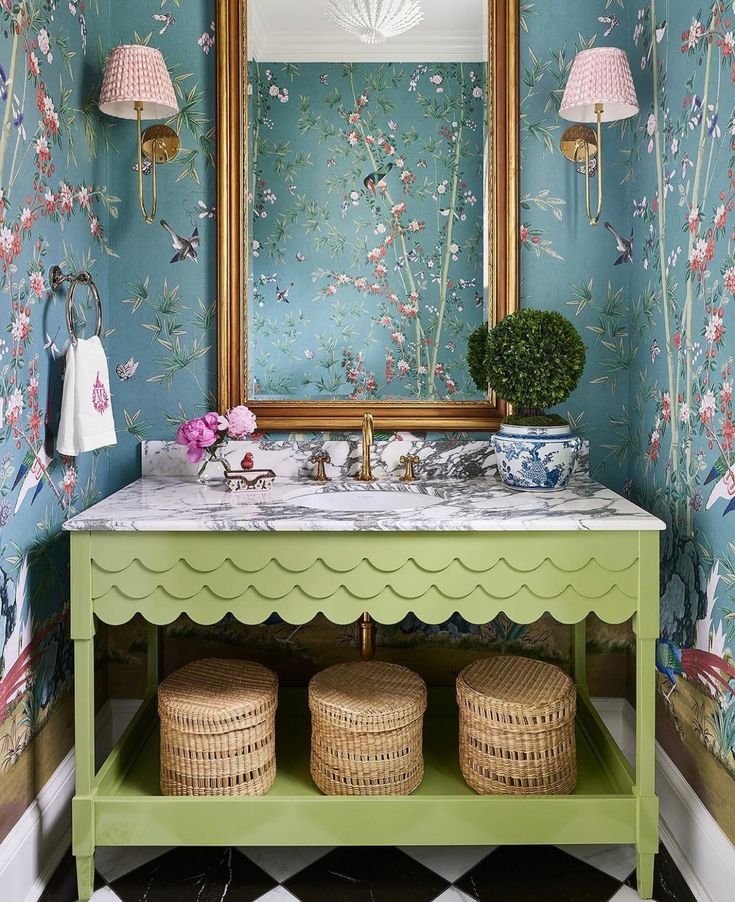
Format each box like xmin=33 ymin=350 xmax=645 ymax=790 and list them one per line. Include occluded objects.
xmin=94 ymin=845 xmax=173 ymax=883
xmin=255 ymin=888 xmax=301 ymax=902
xmin=237 ymin=846 xmax=334 ymax=882
xmin=431 ymin=889 xmax=477 ymax=902
xmin=609 ymin=886 xmax=649 ymax=901
xmin=399 ymin=846 xmax=495 ymax=882
xmin=557 ymin=844 xmax=637 ymax=881
xmin=89 ymin=888 xmax=124 ymax=902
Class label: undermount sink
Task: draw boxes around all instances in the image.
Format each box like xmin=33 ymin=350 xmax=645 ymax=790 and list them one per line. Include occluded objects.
xmin=291 ymin=488 xmax=444 ymax=513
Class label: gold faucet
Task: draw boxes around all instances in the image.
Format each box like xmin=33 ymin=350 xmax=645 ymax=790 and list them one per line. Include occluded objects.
xmin=357 ymin=411 xmax=376 ymax=482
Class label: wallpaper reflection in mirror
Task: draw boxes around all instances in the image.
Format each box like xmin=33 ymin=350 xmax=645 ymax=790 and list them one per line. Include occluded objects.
xmin=249 ymin=61 xmax=487 ymax=401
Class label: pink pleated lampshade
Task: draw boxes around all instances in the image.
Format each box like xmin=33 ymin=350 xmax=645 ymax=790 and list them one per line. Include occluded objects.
xmin=98 ymin=44 xmax=178 ymax=120
xmin=560 ymin=47 xmax=638 ymax=123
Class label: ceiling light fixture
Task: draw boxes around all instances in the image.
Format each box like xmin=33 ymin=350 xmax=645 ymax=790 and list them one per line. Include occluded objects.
xmin=326 ymin=0 xmax=424 ymax=45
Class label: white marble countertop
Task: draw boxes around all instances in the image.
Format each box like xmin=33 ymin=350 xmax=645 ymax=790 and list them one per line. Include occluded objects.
xmin=63 ymin=474 xmax=665 ymax=533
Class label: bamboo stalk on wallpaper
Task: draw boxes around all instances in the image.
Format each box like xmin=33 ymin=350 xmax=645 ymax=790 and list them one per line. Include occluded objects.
xmin=651 ymin=0 xmax=679 ymax=505
xmin=347 ymin=72 xmax=428 ymax=394
xmin=431 ymin=64 xmax=466 ymax=395
xmin=0 ymin=22 xmax=20 ymax=184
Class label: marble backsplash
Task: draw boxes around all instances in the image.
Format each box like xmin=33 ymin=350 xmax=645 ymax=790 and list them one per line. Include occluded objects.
xmin=142 ymin=435 xmax=590 ymax=480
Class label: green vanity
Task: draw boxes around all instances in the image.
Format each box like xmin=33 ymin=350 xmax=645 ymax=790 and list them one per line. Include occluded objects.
xmin=66 ymin=455 xmax=664 ymax=900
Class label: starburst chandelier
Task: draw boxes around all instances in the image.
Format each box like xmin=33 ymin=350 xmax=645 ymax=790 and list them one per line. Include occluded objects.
xmin=326 ymin=0 xmax=424 ymax=45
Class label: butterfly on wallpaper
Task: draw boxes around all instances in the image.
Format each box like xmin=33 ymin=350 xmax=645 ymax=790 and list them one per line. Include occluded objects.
xmin=597 ymin=15 xmax=620 ymax=37
xmin=259 ymin=273 xmax=277 ymax=284
xmin=197 ymin=200 xmax=215 ymax=219
xmin=153 ymin=13 xmax=175 ymax=34
xmin=633 ymin=197 xmax=647 ymax=218
xmin=445 ymin=341 xmax=456 ymax=353
xmin=296 ymin=252 xmax=306 ymax=262
xmin=160 ymin=219 xmax=199 ymax=264
xmin=604 ymin=222 xmax=634 ymax=265
xmin=650 ymin=340 xmax=661 ymax=364
xmin=319 ymin=74 xmax=329 ymax=86
xmin=132 ymin=157 xmax=153 ymax=176
xmin=115 ymin=357 xmax=140 ymax=381
xmin=475 ymin=292 xmax=484 ymax=307
xmin=681 ymin=153 xmax=694 ymax=179
xmin=288 ymin=184 xmax=298 ymax=195
xmin=416 ymin=159 xmax=428 ymax=168
xmin=576 ymin=157 xmax=598 ymax=177
xmin=276 ymin=283 xmax=294 ymax=303
xmin=326 ymin=159 xmax=336 ymax=167
xmin=304 ymin=349 xmax=315 ymax=359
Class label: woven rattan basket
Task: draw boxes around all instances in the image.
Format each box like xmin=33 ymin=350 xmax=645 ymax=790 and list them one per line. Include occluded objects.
xmin=309 ymin=661 xmax=427 ymax=796
xmin=158 ymin=658 xmax=278 ymax=797
xmin=457 ymin=655 xmax=576 ymax=795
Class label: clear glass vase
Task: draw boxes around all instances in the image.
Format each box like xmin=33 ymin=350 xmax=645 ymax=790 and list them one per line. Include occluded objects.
xmin=196 ymin=445 xmax=230 ymax=485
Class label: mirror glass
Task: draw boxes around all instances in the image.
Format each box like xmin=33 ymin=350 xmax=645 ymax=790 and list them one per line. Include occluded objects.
xmin=247 ymin=0 xmax=489 ymax=403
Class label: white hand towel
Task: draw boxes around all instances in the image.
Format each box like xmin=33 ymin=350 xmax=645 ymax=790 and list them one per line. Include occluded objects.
xmin=57 ymin=336 xmax=117 ymax=456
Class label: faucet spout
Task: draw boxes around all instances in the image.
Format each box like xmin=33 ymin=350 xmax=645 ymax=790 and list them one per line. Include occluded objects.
xmin=358 ymin=412 xmax=376 ymax=482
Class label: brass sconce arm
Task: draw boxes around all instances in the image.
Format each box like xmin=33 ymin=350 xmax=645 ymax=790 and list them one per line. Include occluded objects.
xmin=134 ymin=101 xmax=180 ymax=224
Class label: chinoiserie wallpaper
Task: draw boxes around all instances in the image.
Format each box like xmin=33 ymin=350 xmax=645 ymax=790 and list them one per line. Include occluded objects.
xmin=250 ymin=61 xmax=486 ymax=401
xmin=0 ymin=0 xmax=734 ymax=859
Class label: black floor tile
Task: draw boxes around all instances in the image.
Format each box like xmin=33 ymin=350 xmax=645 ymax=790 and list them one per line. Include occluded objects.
xmin=39 ymin=850 xmax=105 ymax=902
xmin=455 ymin=845 xmax=621 ymax=902
xmin=109 ymin=846 xmax=277 ymax=902
xmin=624 ymin=844 xmax=698 ymax=902
xmin=283 ymin=846 xmax=450 ymax=902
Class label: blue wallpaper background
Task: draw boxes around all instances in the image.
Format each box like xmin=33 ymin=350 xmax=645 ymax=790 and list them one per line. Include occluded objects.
xmin=1 ymin=0 xmax=735 ymax=851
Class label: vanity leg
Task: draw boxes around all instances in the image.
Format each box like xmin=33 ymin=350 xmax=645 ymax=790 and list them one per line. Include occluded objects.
xmin=572 ymin=619 xmax=587 ymax=693
xmin=146 ymin=622 xmax=160 ymax=696
xmin=71 ymin=534 xmax=96 ymax=902
xmin=76 ymin=855 xmax=95 ymax=902
xmin=634 ymin=532 xmax=660 ymax=901
xmin=72 ymin=635 xmax=96 ymax=901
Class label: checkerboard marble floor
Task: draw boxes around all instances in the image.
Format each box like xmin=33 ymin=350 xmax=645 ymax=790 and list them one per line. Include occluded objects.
xmin=40 ymin=842 xmax=698 ymax=902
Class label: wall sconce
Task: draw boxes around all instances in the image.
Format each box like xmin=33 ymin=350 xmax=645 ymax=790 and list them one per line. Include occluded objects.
xmin=559 ymin=48 xmax=638 ymax=226
xmin=98 ymin=44 xmax=180 ymax=224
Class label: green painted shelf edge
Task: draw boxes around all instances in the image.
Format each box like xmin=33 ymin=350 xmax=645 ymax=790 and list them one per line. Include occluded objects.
xmin=81 ymin=689 xmax=638 ymax=849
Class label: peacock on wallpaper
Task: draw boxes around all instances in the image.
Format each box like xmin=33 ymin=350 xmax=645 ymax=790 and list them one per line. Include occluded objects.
xmin=1 ymin=0 xmax=735 ymax=860
xmin=250 ymin=61 xmax=486 ymax=401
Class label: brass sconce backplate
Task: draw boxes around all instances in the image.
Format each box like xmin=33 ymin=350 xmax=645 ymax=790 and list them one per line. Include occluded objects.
xmin=141 ymin=124 xmax=180 ymax=163
xmin=560 ymin=124 xmax=598 ymax=163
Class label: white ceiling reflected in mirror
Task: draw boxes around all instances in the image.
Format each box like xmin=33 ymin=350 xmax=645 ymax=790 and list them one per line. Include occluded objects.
xmin=249 ymin=0 xmax=487 ymax=62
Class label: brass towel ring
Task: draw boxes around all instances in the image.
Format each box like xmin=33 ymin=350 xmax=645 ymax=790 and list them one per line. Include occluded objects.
xmin=51 ymin=264 xmax=103 ymax=347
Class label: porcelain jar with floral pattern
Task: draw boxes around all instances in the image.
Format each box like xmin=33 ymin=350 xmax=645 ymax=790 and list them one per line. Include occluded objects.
xmin=490 ymin=424 xmax=583 ymax=491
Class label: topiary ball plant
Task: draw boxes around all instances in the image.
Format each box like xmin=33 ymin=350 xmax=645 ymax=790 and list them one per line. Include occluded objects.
xmin=468 ymin=308 xmax=586 ymax=427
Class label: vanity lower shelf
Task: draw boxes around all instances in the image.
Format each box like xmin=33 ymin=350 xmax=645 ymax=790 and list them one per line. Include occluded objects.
xmin=89 ymin=687 xmax=637 ymax=848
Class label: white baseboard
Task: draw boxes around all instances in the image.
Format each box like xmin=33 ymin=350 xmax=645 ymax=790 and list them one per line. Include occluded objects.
xmin=0 ymin=698 xmax=140 ymax=902
xmin=1 ymin=697 xmax=732 ymax=902
xmin=595 ymin=698 xmax=735 ymax=902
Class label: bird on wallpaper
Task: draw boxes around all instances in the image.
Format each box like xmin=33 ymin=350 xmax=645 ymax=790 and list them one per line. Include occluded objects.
xmin=363 ymin=163 xmax=394 ymax=193
xmin=12 ymin=426 xmax=57 ymax=514
xmin=79 ymin=13 xmax=87 ymax=53
xmin=704 ymin=456 xmax=735 ymax=516
xmin=153 ymin=13 xmax=175 ymax=34
xmin=597 ymin=15 xmax=620 ymax=37
xmin=650 ymin=340 xmax=660 ymax=364
xmin=160 ymin=220 xmax=200 ymax=264
xmin=276 ymin=283 xmax=294 ymax=304
xmin=604 ymin=222 xmax=634 ymax=265
xmin=656 ymin=639 xmax=735 ymax=703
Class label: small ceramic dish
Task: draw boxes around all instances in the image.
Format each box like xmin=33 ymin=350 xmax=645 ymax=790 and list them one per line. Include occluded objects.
xmin=225 ymin=468 xmax=276 ymax=492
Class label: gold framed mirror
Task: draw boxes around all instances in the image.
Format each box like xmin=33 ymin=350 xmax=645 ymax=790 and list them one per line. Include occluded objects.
xmin=217 ymin=0 xmax=518 ymax=431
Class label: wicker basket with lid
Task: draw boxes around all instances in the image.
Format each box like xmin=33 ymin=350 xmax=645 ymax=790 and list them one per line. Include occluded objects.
xmin=309 ymin=661 xmax=427 ymax=796
xmin=457 ymin=655 xmax=576 ymax=795
xmin=158 ymin=658 xmax=278 ymax=797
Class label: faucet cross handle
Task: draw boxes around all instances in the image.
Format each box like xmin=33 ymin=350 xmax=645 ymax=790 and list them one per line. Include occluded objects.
xmin=309 ymin=450 xmax=332 ymax=483
xmin=399 ymin=453 xmax=420 ymax=483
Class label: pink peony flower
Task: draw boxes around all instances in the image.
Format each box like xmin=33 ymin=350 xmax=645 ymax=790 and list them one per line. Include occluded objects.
xmin=224 ymin=404 xmax=257 ymax=439
xmin=176 ymin=416 xmax=220 ymax=463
